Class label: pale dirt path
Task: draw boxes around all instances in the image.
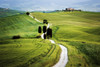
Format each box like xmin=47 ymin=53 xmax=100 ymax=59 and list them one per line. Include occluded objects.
xmin=41 ymin=24 xmax=68 ymax=67
xmin=29 ymin=15 xmax=42 ymax=23
xmin=29 ymin=15 xmax=68 ymax=67
xmin=53 ymin=44 xmax=68 ymax=67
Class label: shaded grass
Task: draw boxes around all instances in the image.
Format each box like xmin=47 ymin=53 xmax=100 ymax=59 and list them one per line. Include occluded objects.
xmin=69 ymin=41 xmax=100 ymax=66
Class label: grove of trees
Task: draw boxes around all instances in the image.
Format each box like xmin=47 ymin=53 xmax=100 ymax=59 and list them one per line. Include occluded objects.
xmin=38 ymin=19 xmax=52 ymax=39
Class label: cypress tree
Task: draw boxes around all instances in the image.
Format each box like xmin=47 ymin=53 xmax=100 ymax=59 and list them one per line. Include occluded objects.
xmin=43 ymin=26 xmax=46 ymax=33
xmin=47 ymin=28 xmax=52 ymax=38
xmin=50 ymin=29 xmax=52 ymax=38
xmin=38 ymin=26 xmax=41 ymax=33
xmin=47 ymin=28 xmax=50 ymax=36
xmin=44 ymin=34 xmax=46 ymax=39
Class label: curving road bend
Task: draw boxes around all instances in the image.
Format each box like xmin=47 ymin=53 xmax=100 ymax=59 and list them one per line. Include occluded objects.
xmin=53 ymin=44 xmax=68 ymax=67
xmin=29 ymin=15 xmax=68 ymax=67
xmin=41 ymin=24 xmax=68 ymax=67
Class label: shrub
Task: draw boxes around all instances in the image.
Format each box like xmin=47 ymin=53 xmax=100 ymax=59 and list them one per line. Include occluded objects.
xmin=82 ymin=42 xmax=86 ymax=43
xmin=12 ymin=35 xmax=20 ymax=39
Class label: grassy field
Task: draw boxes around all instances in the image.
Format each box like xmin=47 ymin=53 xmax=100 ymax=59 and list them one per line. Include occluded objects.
xmin=0 ymin=14 xmax=61 ymax=67
xmin=32 ymin=11 xmax=100 ymax=67
xmin=0 ymin=14 xmax=41 ymax=39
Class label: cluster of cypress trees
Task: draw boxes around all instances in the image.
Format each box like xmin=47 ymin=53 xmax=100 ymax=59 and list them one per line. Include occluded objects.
xmin=26 ymin=13 xmax=52 ymax=39
xmin=38 ymin=26 xmax=52 ymax=39
xmin=38 ymin=19 xmax=52 ymax=39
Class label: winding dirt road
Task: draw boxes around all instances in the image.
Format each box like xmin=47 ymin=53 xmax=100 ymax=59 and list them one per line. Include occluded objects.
xmin=29 ymin=15 xmax=68 ymax=67
xmin=41 ymin=24 xmax=68 ymax=67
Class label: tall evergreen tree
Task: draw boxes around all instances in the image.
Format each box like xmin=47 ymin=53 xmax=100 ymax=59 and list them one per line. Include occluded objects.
xmin=44 ymin=34 xmax=46 ymax=39
xmin=38 ymin=26 xmax=41 ymax=33
xmin=43 ymin=26 xmax=46 ymax=33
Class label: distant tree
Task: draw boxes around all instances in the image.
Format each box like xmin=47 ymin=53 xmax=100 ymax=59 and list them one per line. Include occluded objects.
xmin=43 ymin=26 xmax=47 ymax=33
xmin=65 ymin=8 xmax=68 ymax=11
xmin=43 ymin=11 xmax=45 ymax=13
xmin=44 ymin=34 xmax=46 ymax=39
xmin=38 ymin=26 xmax=41 ymax=33
xmin=43 ymin=19 xmax=47 ymax=24
xmin=26 ymin=12 xmax=30 ymax=15
xmin=79 ymin=10 xmax=82 ymax=12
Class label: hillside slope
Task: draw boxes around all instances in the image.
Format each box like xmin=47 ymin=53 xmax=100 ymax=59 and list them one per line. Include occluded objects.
xmin=0 ymin=14 xmax=41 ymax=39
xmin=0 ymin=8 xmax=24 ymax=18
xmin=0 ymin=13 xmax=61 ymax=67
xmin=32 ymin=11 xmax=100 ymax=67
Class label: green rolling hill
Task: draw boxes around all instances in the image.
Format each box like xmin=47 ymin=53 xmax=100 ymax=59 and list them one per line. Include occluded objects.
xmin=0 ymin=8 xmax=24 ymax=18
xmin=0 ymin=10 xmax=100 ymax=67
xmin=31 ymin=11 xmax=100 ymax=67
xmin=0 ymin=13 xmax=61 ymax=67
xmin=0 ymin=14 xmax=41 ymax=39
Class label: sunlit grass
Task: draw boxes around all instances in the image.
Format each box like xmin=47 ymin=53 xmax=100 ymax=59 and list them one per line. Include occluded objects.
xmin=32 ymin=11 xmax=100 ymax=67
xmin=0 ymin=14 xmax=61 ymax=67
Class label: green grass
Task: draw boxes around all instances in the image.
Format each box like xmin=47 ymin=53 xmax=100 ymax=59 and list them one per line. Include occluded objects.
xmin=32 ymin=11 xmax=100 ymax=67
xmin=0 ymin=13 xmax=61 ymax=67
xmin=0 ymin=11 xmax=100 ymax=67
xmin=0 ymin=14 xmax=42 ymax=39
xmin=0 ymin=39 xmax=61 ymax=67
xmin=69 ymin=41 xmax=100 ymax=66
